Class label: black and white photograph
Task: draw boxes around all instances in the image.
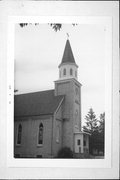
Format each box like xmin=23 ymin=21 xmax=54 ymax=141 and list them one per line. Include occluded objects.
xmin=14 ymin=23 xmax=105 ymax=159
xmin=0 ymin=1 xmax=119 ymax=179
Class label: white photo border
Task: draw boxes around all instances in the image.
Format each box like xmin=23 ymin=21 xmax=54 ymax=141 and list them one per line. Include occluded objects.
xmin=7 ymin=16 xmax=112 ymax=168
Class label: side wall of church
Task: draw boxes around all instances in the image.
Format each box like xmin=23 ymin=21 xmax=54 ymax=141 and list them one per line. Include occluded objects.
xmin=14 ymin=115 xmax=53 ymax=158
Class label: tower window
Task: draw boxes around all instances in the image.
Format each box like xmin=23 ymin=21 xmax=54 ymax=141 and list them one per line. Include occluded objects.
xmin=76 ymin=110 xmax=78 ymax=116
xmin=77 ymin=139 xmax=81 ymax=145
xmin=70 ymin=68 xmax=73 ymax=76
xmin=59 ymin=70 xmax=61 ymax=78
xmin=75 ymin=71 xmax=77 ymax=77
xmin=84 ymin=140 xmax=86 ymax=146
xmin=75 ymin=110 xmax=78 ymax=126
xmin=38 ymin=123 xmax=43 ymax=145
xmin=75 ymin=110 xmax=78 ymax=119
xmin=75 ymin=87 xmax=78 ymax=95
xmin=63 ymin=68 xmax=66 ymax=76
xmin=17 ymin=124 xmax=22 ymax=145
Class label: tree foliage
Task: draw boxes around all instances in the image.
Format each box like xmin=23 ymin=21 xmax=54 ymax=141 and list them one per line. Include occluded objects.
xmin=98 ymin=112 xmax=105 ymax=133
xmin=19 ymin=23 xmax=77 ymax=31
xmin=19 ymin=23 xmax=39 ymax=28
xmin=83 ymin=108 xmax=98 ymax=133
xmin=50 ymin=23 xmax=62 ymax=31
xmin=14 ymin=89 xmax=18 ymax=93
xmin=83 ymin=108 xmax=105 ymax=155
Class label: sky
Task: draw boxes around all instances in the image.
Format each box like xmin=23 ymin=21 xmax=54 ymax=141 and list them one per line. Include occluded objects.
xmin=15 ymin=23 xmax=106 ymax=125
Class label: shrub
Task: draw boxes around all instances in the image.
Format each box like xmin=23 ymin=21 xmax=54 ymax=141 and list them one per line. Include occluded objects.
xmin=57 ymin=147 xmax=73 ymax=158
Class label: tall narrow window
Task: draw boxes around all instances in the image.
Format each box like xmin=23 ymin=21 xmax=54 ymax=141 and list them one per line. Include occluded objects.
xmin=77 ymin=139 xmax=81 ymax=145
xmin=70 ymin=68 xmax=73 ymax=76
xmin=17 ymin=124 xmax=22 ymax=145
xmin=63 ymin=68 xmax=66 ymax=76
xmin=38 ymin=123 xmax=43 ymax=145
xmin=56 ymin=126 xmax=60 ymax=143
xmin=59 ymin=70 xmax=61 ymax=78
xmin=75 ymin=87 xmax=78 ymax=95
xmin=84 ymin=140 xmax=86 ymax=146
xmin=75 ymin=71 xmax=77 ymax=77
xmin=75 ymin=110 xmax=78 ymax=124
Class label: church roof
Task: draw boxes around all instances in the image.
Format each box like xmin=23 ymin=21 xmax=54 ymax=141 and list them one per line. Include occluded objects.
xmin=14 ymin=90 xmax=64 ymax=117
xmin=59 ymin=39 xmax=76 ymax=66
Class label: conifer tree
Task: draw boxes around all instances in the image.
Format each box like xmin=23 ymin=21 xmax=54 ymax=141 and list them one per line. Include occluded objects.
xmin=83 ymin=109 xmax=105 ymax=155
xmin=98 ymin=112 xmax=105 ymax=133
xmin=83 ymin=108 xmax=98 ymax=133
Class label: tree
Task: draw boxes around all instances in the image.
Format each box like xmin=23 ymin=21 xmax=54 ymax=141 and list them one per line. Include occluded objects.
xmin=83 ymin=108 xmax=105 ymax=155
xmin=83 ymin=108 xmax=98 ymax=133
xmin=19 ymin=23 xmax=77 ymax=32
xmin=98 ymin=112 xmax=105 ymax=133
xmin=97 ymin=112 xmax=105 ymax=153
xmin=14 ymin=89 xmax=18 ymax=93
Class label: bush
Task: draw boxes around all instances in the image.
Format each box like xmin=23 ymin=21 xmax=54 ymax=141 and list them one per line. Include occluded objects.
xmin=57 ymin=147 xmax=73 ymax=158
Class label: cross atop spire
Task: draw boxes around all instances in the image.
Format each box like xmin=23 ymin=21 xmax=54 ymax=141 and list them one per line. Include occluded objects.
xmin=66 ymin=33 xmax=69 ymax=39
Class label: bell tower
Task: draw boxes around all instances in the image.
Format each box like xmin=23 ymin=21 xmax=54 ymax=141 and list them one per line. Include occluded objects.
xmin=54 ymin=38 xmax=82 ymax=151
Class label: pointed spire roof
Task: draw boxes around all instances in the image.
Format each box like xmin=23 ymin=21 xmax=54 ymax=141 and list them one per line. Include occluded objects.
xmin=59 ymin=39 xmax=77 ymax=67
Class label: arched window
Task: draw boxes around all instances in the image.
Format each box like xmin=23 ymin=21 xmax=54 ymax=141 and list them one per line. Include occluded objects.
xmin=63 ymin=68 xmax=66 ymax=76
xmin=70 ymin=68 xmax=73 ymax=76
xmin=38 ymin=123 xmax=43 ymax=145
xmin=17 ymin=124 xmax=22 ymax=145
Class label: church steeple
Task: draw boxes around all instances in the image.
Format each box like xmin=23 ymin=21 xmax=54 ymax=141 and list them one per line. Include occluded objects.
xmin=54 ymin=38 xmax=82 ymax=149
xmin=58 ymin=39 xmax=78 ymax=80
xmin=60 ymin=39 xmax=76 ymax=65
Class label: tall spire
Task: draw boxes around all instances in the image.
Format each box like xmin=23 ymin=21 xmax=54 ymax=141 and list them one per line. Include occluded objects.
xmin=59 ymin=39 xmax=76 ymax=67
xmin=58 ymin=39 xmax=78 ymax=80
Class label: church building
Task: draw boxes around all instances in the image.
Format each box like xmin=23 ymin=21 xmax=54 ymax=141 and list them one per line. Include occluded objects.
xmin=14 ymin=39 xmax=89 ymax=158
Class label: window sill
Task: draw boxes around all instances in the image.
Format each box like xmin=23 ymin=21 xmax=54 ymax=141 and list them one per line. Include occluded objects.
xmin=16 ymin=144 xmax=21 ymax=147
xmin=37 ymin=144 xmax=43 ymax=147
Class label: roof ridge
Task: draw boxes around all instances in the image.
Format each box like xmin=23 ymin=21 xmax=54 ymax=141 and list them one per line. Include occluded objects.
xmin=15 ymin=89 xmax=54 ymax=96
